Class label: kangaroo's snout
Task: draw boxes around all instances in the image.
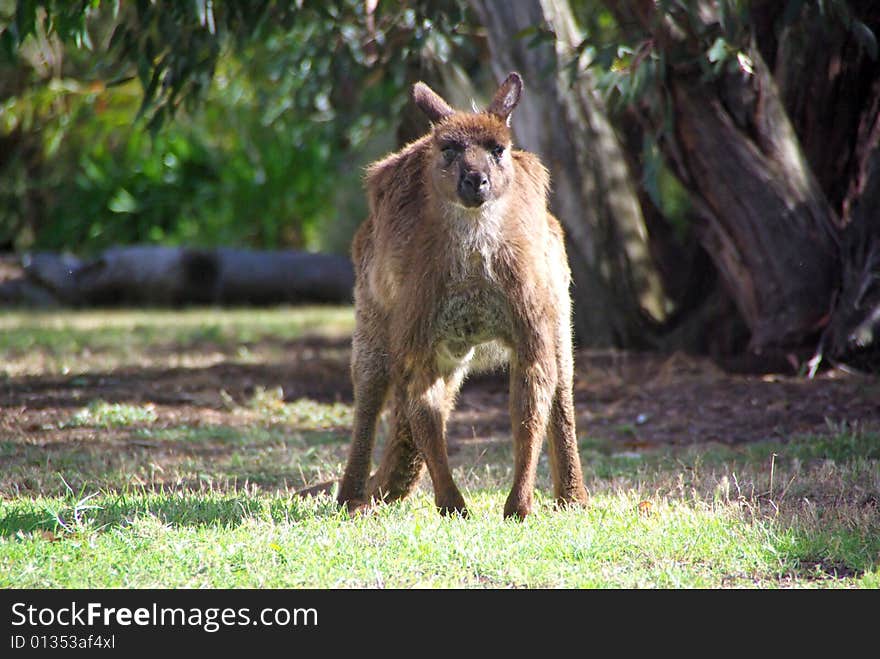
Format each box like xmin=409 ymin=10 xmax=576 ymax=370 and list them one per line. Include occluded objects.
xmin=457 ymin=169 xmax=490 ymax=207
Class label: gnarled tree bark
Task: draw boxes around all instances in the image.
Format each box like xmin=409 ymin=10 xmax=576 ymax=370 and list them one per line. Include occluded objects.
xmin=605 ymin=0 xmax=843 ymax=353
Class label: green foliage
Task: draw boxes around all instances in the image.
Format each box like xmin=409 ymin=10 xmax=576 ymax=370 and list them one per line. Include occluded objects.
xmin=3 ymin=1 xmax=476 ymax=129
xmin=30 ymin=73 xmax=349 ymax=252
xmin=0 ymin=0 xmax=479 ymax=253
xmin=582 ymin=1 xmax=877 ymax=110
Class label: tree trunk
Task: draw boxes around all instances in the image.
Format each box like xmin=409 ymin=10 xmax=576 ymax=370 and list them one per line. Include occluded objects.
xmin=615 ymin=110 xmax=750 ymax=359
xmin=667 ymin=60 xmax=840 ymax=349
xmin=213 ymin=247 xmax=354 ymax=305
xmin=470 ymin=0 xmax=669 ymax=348
xmin=755 ymin=1 xmax=880 ymax=366
xmin=605 ymin=1 xmax=842 ymax=352
xmin=764 ymin=1 xmax=880 ymax=218
xmin=819 ymin=81 xmax=880 ymax=370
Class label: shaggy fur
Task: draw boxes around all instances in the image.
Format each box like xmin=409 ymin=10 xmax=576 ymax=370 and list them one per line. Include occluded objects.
xmin=335 ymin=73 xmax=588 ymax=519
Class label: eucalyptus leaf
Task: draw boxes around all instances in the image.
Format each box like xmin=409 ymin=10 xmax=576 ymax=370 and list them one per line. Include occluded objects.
xmin=707 ymin=37 xmax=729 ymax=64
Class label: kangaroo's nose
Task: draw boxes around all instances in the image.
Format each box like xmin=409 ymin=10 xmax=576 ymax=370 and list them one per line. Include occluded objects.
xmin=458 ymin=171 xmax=490 ymax=206
xmin=461 ymin=171 xmax=489 ymax=193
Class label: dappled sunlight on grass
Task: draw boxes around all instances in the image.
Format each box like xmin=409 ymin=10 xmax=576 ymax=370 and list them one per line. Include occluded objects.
xmin=0 ymin=306 xmax=354 ymax=376
xmin=0 ymin=422 xmax=350 ymax=499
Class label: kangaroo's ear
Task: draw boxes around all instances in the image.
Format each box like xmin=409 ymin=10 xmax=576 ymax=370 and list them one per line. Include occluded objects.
xmin=412 ymin=81 xmax=455 ymax=123
xmin=486 ymin=72 xmax=523 ymax=126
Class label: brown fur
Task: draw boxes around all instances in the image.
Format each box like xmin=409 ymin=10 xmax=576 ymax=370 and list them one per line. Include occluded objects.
xmin=335 ymin=73 xmax=588 ymax=519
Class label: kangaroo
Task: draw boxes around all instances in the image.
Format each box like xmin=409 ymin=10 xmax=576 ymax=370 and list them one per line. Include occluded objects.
xmin=335 ymin=72 xmax=588 ymax=519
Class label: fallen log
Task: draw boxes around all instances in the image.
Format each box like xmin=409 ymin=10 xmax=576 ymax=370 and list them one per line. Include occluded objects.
xmin=213 ymin=247 xmax=354 ymax=305
xmin=5 ymin=246 xmax=354 ymax=307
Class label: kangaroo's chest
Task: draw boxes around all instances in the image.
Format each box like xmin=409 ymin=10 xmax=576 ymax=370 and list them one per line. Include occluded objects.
xmin=426 ymin=207 xmax=516 ymax=360
xmin=435 ymin=284 xmax=510 ymax=349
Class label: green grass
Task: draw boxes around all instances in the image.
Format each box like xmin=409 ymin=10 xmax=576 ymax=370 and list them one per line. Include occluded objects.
xmin=1 ymin=478 xmax=877 ymax=588
xmin=0 ymin=307 xmax=877 ymax=588
xmin=1 ymin=427 xmax=878 ymax=588
xmin=246 ymin=386 xmax=353 ymax=428
xmin=1 ymin=422 xmax=349 ymax=498
xmin=0 ymin=306 xmax=354 ymax=376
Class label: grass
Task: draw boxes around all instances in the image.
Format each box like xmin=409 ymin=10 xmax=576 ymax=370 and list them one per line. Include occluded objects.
xmin=1 ymin=454 xmax=877 ymax=588
xmin=2 ymin=423 xmax=877 ymax=588
xmin=245 ymin=386 xmax=353 ymax=428
xmin=0 ymin=493 xmax=782 ymax=588
xmin=67 ymin=401 xmax=159 ymax=428
xmin=0 ymin=306 xmax=355 ymax=376
xmin=0 ymin=307 xmax=878 ymax=588
xmin=1 ymin=419 xmax=349 ymax=498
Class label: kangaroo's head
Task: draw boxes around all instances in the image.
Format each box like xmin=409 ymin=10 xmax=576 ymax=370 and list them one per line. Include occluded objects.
xmin=413 ymin=72 xmax=523 ymax=209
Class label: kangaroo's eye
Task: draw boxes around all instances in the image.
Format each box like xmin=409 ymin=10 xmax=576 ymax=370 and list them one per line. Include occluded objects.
xmin=490 ymin=144 xmax=505 ymax=160
xmin=441 ymin=147 xmax=458 ymax=163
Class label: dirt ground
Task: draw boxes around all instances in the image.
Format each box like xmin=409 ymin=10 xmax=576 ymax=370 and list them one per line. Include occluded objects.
xmin=2 ymin=332 xmax=878 ymax=452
